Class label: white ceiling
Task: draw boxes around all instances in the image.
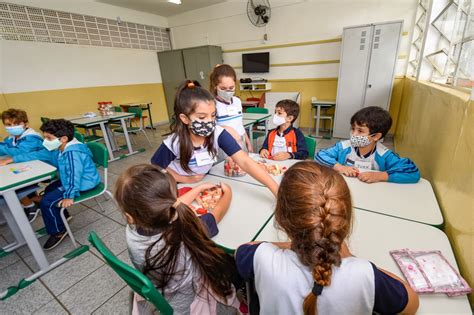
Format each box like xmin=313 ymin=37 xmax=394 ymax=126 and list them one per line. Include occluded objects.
xmin=96 ymin=0 xmax=226 ymax=17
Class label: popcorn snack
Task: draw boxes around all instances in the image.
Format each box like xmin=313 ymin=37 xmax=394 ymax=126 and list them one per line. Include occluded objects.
xmin=258 ymin=161 xmax=288 ymax=176
xmin=224 ymin=158 xmax=246 ymax=177
xmin=196 ymin=186 xmax=223 ymax=211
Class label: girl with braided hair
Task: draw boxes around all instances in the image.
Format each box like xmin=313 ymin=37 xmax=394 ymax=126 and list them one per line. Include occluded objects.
xmin=236 ymin=161 xmax=419 ymax=314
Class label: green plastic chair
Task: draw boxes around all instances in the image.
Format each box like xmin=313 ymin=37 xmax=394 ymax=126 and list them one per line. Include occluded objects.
xmin=88 ymin=231 xmax=173 ymax=315
xmin=40 ymin=117 xmax=50 ymax=124
xmin=245 ymin=107 xmax=268 ymax=114
xmin=74 ymin=131 xmax=85 ymax=143
xmin=245 ymin=107 xmax=269 ymax=148
xmin=113 ymin=107 xmax=152 ymax=147
xmin=305 ymin=136 xmax=317 ymax=159
xmin=59 ymin=142 xmax=113 ymax=248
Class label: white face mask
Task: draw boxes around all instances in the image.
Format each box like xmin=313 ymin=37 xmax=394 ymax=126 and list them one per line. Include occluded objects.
xmin=350 ymin=134 xmax=374 ymax=147
xmin=43 ymin=138 xmax=62 ymax=151
xmin=217 ymin=88 xmax=234 ymax=102
xmin=272 ymin=114 xmax=286 ymax=126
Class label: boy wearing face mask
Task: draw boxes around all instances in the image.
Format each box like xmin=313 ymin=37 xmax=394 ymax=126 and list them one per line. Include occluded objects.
xmin=1 ymin=109 xmax=45 ymax=221
xmin=315 ymin=106 xmax=420 ymax=183
xmin=259 ymin=100 xmax=308 ymax=161
xmin=0 ymin=119 xmax=101 ymax=249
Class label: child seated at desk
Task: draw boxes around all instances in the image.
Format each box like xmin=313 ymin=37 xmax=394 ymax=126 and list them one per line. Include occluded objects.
xmin=315 ymin=106 xmax=420 ymax=183
xmin=1 ymin=108 xmax=45 ymax=221
xmin=0 ymin=119 xmax=101 ymax=250
xmin=235 ymin=162 xmax=419 ymax=314
xmin=259 ymin=99 xmax=308 ymax=161
xmin=115 ymin=164 xmax=241 ymax=314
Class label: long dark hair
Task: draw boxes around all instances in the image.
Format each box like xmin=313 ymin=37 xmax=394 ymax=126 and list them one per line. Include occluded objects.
xmin=171 ymin=80 xmax=217 ymax=174
xmin=274 ymin=161 xmax=353 ymax=315
xmin=115 ymin=164 xmax=235 ymax=299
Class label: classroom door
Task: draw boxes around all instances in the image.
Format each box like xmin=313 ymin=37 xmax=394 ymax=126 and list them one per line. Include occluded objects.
xmin=363 ymin=21 xmax=402 ymax=109
xmin=157 ymin=50 xmax=186 ymax=120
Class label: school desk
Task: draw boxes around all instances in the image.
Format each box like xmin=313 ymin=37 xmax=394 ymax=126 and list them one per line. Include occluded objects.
xmin=0 ymin=160 xmax=88 ymax=300
xmin=178 ymin=176 xmax=274 ymax=252
xmin=208 ymin=153 xmax=300 ymax=186
xmin=254 ymin=209 xmax=471 ymax=315
xmin=242 ymin=112 xmax=271 ymax=144
xmin=344 ymin=176 xmax=443 ymax=227
xmin=66 ymin=112 xmax=137 ymax=162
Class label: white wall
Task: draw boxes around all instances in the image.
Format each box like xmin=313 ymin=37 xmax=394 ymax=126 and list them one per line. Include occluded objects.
xmin=7 ymin=0 xmax=168 ymax=28
xmin=168 ymin=0 xmax=418 ymax=79
xmin=2 ymin=0 xmax=167 ymax=93
xmin=1 ymin=41 xmax=162 ymax=93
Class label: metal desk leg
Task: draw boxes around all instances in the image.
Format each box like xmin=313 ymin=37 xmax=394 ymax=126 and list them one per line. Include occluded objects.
xmin=315 ymin=105 xmax=321 ymax=138
xmin=3 ymin=191 xmax=48 ymax=269
xmin=120 ymin=118 xmax=137 ymax=156
xmin=145 ymin=103 xmax=155 ymax=129
xmin=99 ymin=122 xmax=116 ymax=162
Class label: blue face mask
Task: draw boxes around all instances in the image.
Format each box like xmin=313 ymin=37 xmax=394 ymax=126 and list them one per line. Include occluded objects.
xmin=5 ymin=125 xmax=25 ymax=136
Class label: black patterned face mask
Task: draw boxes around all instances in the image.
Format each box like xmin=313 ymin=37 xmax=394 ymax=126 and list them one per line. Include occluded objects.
xmin=189 ymin=119 xmax=216 ymax=137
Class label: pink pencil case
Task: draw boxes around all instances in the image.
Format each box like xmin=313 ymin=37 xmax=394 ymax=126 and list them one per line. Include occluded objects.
xmin=390 ymin=249 xmax=471 ymax=296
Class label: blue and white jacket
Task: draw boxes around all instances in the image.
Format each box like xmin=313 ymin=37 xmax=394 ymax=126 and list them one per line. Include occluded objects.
xmin=0 ymin=128 xmax=43 ymax=156
xmin=13 ymin=139 xmax=101 ymax=199
xmin=315 ymin=140 xmax=420 ymax=183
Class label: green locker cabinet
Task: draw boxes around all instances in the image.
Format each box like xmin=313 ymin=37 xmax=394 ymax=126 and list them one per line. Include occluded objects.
xmin=158 ymin=45 xmax=223 ymax=121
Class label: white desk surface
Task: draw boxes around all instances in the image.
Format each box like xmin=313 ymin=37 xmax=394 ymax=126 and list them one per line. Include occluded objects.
xmin=0 ymin=160 xmax=56 ymax=192
xmin=311 ymin=100 xmax=336 ymax=106
xmin=208 ymin=153 xmax=299 ymax=186
xmin=344 ymin=177 xmax=443 ymax=226
xmin=66 ymin=112 xmax=134 ymax=125
xmin=178 ymin=176 xmax=275 ymax=251
xmin=242 ymin=119 xmax=255 ymax=128
xmin=242 ymin=113 xmax=271 ymax=122
xmin=255 ymin=209 xmax=471 ymax=314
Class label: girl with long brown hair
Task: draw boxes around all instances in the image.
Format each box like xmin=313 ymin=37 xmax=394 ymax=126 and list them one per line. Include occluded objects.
xmin=209 ymin=64 xmax=253 ymax=152
xmin=151 ymin=79 xmax=278 ymax=196
xmin=115 ymin=164 xmax=240 ymax=314
xmin=236 ymin=161 xmax=419 ymax=314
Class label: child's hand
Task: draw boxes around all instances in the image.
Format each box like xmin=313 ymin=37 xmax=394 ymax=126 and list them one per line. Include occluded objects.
xmin=59 ymin=198 xmax=74 ymax=208
xmin=358 ymin=171 xmax=388 ymax=183
xmin=247 ymin=142 xmax=254 ymax=153
xmin=272 ymin=152 xmax=291 ymax=161
xmin=197 ymin=182 xmax=217 ymax=192
xmin=220 ymin=182 xmax=232 ymax=195
xmin=334 ymin=164 xmax=359 ymax=177
xmin=260 ymin=149 xmax=270 ymax=159
xmin=0 ymin=157 xmax=13 ymax=166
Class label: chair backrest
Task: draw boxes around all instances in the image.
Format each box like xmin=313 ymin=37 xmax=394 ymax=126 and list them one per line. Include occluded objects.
xmin=88 ymin=231 xmax=173 ymax=315
xmin=113 ymin=106 xmax=122 ymax=112
xmin=86 ymin=142 xmax=108 ymax=168
xmin=304 ymin=136 xmax=317 ymax=159
xmin=74 ymin=131 xmax=85 ymax=143
xmin=246 ymin=107 xmax=269 ymax=114
xmin=246 ymin=97 xmax=260 ymax=102
xmin=40 ymin=117 xmax=50 ymax=124
xmin=127 ymin=107 xmax=143 ymax=118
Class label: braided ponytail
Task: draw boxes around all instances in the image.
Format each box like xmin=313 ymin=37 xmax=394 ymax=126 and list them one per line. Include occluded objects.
xmin=274 ymin=161 xmax=352 ymax=315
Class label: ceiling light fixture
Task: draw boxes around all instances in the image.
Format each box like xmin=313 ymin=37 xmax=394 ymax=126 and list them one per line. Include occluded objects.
xmin=168 ymin=0 xmax=182 ymax=4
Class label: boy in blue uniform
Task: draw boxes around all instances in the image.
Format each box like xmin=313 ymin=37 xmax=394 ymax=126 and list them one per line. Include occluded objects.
xmin=1 ymin=109 xmax=45 ymax=221
xmin=259 ymin=99 xmax=308 ymax=160
xmin=0 ymin=119 xmax=101 ymax=249
xmin=315 ymin=106 xmax=420 ymax=183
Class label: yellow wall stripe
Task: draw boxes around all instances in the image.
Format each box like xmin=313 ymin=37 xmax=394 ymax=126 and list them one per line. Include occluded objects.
xmin=223 ymin=32 xmax=408 ymax=54
xmin=223 ymin=38 xmax=342 ymax=53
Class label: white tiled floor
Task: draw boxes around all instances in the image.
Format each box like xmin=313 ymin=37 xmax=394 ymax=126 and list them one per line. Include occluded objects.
xmin=0 ymin=125 xmax=394 ymax=314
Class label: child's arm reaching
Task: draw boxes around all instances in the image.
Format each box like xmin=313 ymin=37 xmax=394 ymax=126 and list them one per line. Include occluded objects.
xmin=244 ymin=133 xmax=253 ymax=153
xmin=231 ymin=150 xmax=279 ymax=196
xmin=179 ymin=182 xmax=217 ymax=205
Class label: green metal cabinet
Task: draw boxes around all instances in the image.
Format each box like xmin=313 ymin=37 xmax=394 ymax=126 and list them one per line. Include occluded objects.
xmin=158 ymin=45 xmax=223 ymax=120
